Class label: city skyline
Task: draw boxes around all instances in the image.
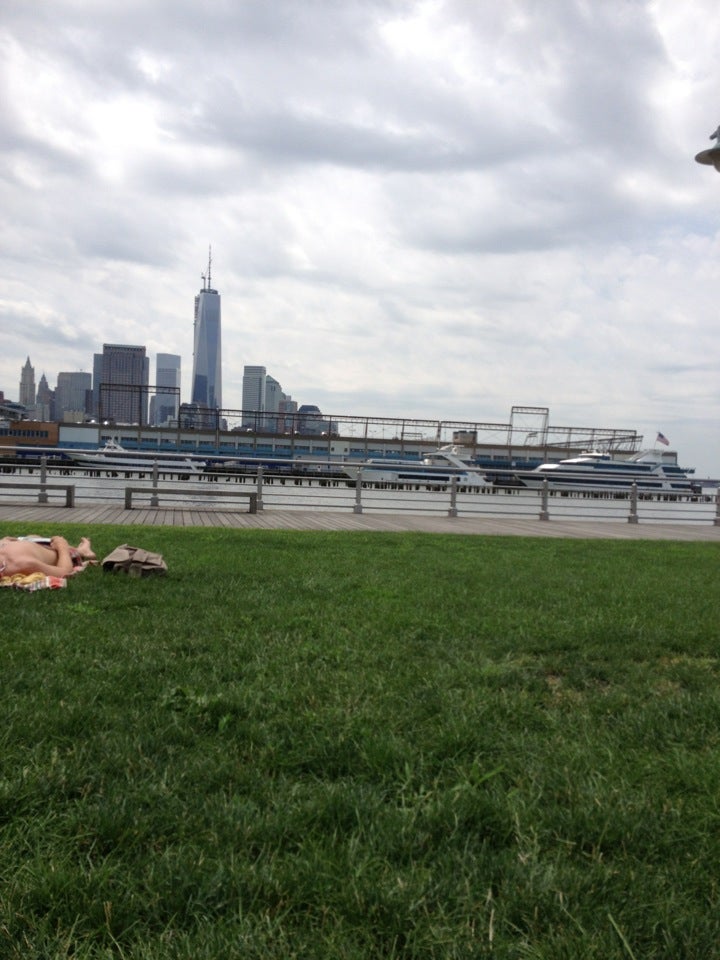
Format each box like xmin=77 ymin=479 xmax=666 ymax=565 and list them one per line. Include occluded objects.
xmin=9 ymin=348 xmax=307 ymax=429
xmin=1 ymin=4 xmax=719 ymax=477
xmin=8 ymin=258 xmax=310 ymax=429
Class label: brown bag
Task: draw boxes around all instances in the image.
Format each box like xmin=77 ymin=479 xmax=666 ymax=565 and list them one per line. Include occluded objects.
xmin=101 ymin=544 xmax=168 ymax=577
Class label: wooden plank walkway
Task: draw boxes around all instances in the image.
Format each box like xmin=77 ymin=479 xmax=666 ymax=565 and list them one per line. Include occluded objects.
xmin=0 ymin=501 xmax=718 ymax=540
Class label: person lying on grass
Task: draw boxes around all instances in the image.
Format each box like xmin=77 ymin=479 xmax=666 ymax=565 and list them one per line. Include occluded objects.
xmin=0 ymin=536 xmax=96 ymax=578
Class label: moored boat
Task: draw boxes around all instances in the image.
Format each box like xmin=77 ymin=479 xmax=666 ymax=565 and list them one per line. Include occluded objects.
xmin=511 ymin=450 xmax=699 ymax=494
xmin=343 ymin=445 xmax=491 ymax=487
xmin=72 ymin=439 xmax=202 ymax=474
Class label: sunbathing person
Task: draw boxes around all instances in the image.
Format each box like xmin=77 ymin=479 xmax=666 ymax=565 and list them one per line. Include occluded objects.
xmin=0 ymin=535 xmax=96 ymax=578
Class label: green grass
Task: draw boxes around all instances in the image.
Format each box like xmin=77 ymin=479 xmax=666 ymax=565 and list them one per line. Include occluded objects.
xmin=1 ymin=521 xmax=719 ymax=958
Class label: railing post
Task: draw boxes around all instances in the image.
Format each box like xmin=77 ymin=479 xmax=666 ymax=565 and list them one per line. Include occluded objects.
xmin=353 ymin=468 xmax=363 ymax=514
xmin=628 ymin=482 xmax=639 ymax=523
xmin=256 ymin=466 xmax=264 ymax=511
xmin=448 ymin=477 xmax=458 ymax=517
xmin=714 ymin=489 xmax=720 ymax=527
xmin=38 ymin=455 xmax=48 ymax=504
xmin=539 ymin=478 xmax=549 ymax=521
xmin=150 ymin=462 xmax=159 ymax=507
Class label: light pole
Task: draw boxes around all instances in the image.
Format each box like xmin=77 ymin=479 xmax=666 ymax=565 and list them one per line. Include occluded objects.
xmin=695 ymin=125 xmax=720 ymax=171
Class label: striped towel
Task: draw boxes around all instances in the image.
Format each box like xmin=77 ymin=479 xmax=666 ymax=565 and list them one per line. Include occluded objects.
xmin=0 ymin=572 xmax=67 ymax=591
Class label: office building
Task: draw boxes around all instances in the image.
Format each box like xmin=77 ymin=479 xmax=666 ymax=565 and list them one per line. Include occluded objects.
xmin=153 ymin=353 xmax=181 ymax=426
xmin=55 ymin=371 xmax=92 ymax=421
xmin=264 ymin=375 xmax=283 ymax=431
xmin=36 ymin=374 xmax=54 ymax=420
xmin=242 ymin=365 xmax=266 ymax=429
xmin=297 ymin=404 xmax=326 ymax=435
xmin=191 ymin=251 xmax=222 ymax=411
xmin=98 ymin=344 xmax=149 ymax=424
xmin=19 ymin=357 xmax=35 ymax=409
xmin=278 ymin=396 xmax=298 ymax=434
xmin=92 ymin=353 xmax=103 ymax=419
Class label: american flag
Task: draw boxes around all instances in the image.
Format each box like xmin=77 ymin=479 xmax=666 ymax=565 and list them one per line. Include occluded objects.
xmin=656 ymin=432 xmax=670 ymax=446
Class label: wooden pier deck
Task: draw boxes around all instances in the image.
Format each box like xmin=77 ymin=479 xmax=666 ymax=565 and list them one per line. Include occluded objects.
xmin=0 ymin=501 xmax=718 ymax=541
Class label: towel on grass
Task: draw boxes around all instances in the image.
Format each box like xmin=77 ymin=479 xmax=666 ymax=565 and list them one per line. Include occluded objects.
xmin=0 ymin=572 xmax=68 ymax=591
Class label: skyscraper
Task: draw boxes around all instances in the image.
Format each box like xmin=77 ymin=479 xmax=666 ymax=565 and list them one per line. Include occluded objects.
xmin=242 ymin=365 xmax=266 ymax=429
xmin=55 ymin=371 xmax=92 ymax=421
xmin=191 ymin=250 xmax=222 ymax=412
xmin=19 ymin=356 xmax=35 ymax=408
xmin=92 ymin=353 xmax=103 ymax=419
xmin=264 ymin=375 xmax=282 ymax=431
xmin=98 ymin=344 xmax=149 ymax=424
xmin=36 ymin=373 xmax=53 ymax=420
xmin=154 ymin=353 xmax=181 ymax=426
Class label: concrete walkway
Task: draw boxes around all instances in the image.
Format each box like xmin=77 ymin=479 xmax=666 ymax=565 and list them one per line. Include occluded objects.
xmin=0 ymin=502 xmax=718 ymax=540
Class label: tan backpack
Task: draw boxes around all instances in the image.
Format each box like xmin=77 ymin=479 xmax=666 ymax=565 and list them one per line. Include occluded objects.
xmin=101 ymin=544 xmax=168 ymax=577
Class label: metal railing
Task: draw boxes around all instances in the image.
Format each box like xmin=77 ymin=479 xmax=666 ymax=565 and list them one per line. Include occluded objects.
xmin=0 ymin=454 xmax=717 ymax=525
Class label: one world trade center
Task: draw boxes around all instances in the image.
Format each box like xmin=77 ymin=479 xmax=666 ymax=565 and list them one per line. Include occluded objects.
xmin=191 ymin=249 xmax=222 ymax=412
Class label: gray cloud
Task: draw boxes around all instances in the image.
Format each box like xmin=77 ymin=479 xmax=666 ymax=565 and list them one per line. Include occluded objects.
xmin=0 ymin=0 xmax=719 ymax=476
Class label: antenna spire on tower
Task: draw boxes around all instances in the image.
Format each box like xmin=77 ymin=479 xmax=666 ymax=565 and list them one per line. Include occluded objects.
xmin=207 ymin=245 xmax=212 ymax=289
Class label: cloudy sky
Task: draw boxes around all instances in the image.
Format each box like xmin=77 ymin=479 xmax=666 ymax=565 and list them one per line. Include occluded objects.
xmin=1 ymin=0 xmax=719 ymax=476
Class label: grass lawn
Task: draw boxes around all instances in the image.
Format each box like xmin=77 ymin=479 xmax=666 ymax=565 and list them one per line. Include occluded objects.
xmin=1 ymin=522 xmax=719 ymax=959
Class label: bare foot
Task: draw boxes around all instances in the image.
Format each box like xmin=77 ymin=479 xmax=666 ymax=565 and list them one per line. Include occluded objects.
xmin=78 ymin=537 xmax=97 ymax=561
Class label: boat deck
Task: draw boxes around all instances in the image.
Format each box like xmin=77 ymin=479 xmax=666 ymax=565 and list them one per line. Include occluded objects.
xmin=0 ymin=502 xmax=717 ymax=541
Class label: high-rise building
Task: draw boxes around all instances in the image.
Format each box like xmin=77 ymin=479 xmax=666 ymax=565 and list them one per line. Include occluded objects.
xmin=297 ymin=404 xmax=326 ymax=435
xmin=242 ymin=365 xmax=266 ymax=429
xmin=92 ymin=353 xmax=103 ymax=419
xmin=153 ymin=353 xmax=181 ymax=426
xmin=265 ymin=375 xmax=289 ymax=432
xmin=278 ymin=395 xmax=297 ymax=434
xmin=191 ymin=250 xmax=222 ymax=412
xmin=36 ymin=373 xmax=54 ymax=420
xmin=98 ymin=344 xmax=149 ymax=424
xmin=55 ymin=371 xmax=92 ymax=421
xmin=19 ymin=357 xmax=35 ymax=409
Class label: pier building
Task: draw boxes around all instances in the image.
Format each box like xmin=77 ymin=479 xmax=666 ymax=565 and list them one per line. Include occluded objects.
xmin=1 ymin=405 xmax=648 ymax=474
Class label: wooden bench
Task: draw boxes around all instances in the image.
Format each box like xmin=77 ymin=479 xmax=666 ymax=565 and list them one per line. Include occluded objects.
xmin=0 ymin=481 xmax=75 ymax=507
xmin=124 ymin=486 xmax=259 ymax=513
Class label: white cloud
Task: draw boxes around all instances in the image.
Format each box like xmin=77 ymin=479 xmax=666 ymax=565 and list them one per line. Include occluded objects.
xmin=0 ymin=0 xmax=718 ymax=477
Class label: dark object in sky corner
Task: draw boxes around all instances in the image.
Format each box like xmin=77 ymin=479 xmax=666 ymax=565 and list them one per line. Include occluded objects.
xmin=695 ymin=124 xmax=720 ymax=171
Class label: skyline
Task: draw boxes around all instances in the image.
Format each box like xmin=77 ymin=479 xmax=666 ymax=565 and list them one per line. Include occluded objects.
xmin=1 ymin=2 xmax=719 ymax=477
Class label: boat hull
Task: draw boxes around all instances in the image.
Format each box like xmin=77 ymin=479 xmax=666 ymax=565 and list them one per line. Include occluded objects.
xmin=73 ymin=453 xmax=201 ymax=473
xmin=354 ymin=467 xmax=487 ymax=486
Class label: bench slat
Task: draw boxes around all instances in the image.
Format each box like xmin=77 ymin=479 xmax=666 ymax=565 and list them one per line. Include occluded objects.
xmin=125 ymin=486 xmax=258 ymax=513
xmin=0 ymin=482 xmax=75 ymax=507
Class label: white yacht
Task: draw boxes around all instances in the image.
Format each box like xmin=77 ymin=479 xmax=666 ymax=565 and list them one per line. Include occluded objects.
xmin=344 ymin=445 xmax=490 ymax=487
xmin=513 ymin=450 xmax=698 ymax=494
xmin=73 ymin=439 xmax=202 ymax=475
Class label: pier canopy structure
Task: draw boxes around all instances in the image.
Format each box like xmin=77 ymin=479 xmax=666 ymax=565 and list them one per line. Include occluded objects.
xmin=214 ymin=403 xmax=640 ymax=461
xmin=47 ymin=403 xmax=642 ymax=469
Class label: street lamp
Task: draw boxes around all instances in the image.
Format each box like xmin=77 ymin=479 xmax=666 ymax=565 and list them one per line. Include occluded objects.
xmin=695 ymin=124 xmax=720 ymax=171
